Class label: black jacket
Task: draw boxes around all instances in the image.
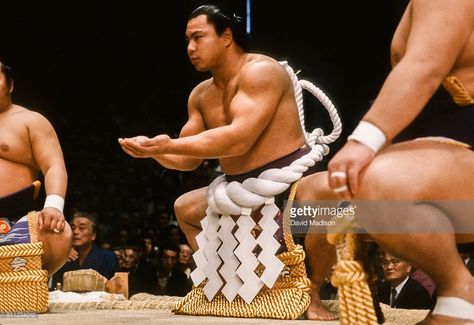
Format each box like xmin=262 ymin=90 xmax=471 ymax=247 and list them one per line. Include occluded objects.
xmin=379 ymin=277 xmax=433 ymax=310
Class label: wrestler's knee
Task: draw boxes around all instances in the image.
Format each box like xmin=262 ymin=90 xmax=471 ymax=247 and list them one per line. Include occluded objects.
xmin=174 ymin=195 xmax=186 ymax=220
xmin=39 ymin=223 xmax=72 ymax=275
xmin=297 ymin=171 xmax=336 ymax=201
xmin=357 ymin=153 xmax=415 ymax=199
xmin=174 ymin=193 xmax=197 ymax=224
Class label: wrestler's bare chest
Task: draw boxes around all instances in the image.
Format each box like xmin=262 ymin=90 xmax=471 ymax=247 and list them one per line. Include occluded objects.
xmin=0 ymin=115 xmax=34 ymax=166
xmin=199 ymin=82 xmax=237 ymax=128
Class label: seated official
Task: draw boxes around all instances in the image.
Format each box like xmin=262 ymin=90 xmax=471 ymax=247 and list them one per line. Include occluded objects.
xmin=378 ymin=251 xmax=433 ymax=310
xmin=52 ymin=212 xmax=119 ymax=288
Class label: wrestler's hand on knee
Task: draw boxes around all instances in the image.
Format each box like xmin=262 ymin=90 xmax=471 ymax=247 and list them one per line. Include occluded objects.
xmin=38 ymin=207 xmax=66 ymax=233
xmin=328 ymin=141 xmax=375 ymax=199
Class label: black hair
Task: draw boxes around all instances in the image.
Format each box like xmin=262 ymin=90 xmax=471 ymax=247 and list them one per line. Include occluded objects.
xmin=159 ymin=242 xmax=180 ymax=257
xmin=189 ymin=4 xmax=248 ymax=51
xmin=0 ymin=58 xmax=13 ymax=88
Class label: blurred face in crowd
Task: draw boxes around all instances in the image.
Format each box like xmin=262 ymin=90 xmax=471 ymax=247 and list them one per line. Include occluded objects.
xmin=167 ymin=227 xmax=181 ymax=246
xmin=143 ymin=238 xmax=153 ymax=254
xmin=122 ymin=248 xmax=139 ymax=270
xmin=113 ymin=248 xmax=124 ymax=267
xmin=178 ymin=244 xmax=192 ymax=265
xmin=381 ymin=251 xmax=412 ymax=287
xmin=71 ymin=216 xmax=96 ymax=248
xmin=161 ymin=249 xmax=177 ymax=272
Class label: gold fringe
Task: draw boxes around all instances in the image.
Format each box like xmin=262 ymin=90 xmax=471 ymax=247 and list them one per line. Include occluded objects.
xmin=330 ymin=233 xmax=378 ymax=325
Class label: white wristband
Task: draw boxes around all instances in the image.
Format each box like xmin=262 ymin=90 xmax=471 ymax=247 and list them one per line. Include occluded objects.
xmin=347 ymin=120 xmax=386 ymax=153
xmin=44 ymin=195 xmax=65 ymax=213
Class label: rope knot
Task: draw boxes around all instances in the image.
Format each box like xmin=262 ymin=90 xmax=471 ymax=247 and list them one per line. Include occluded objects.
xmin=330 ymin=260 xmax=367 ymax=287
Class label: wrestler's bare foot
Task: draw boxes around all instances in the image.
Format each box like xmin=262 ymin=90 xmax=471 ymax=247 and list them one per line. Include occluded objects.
xmin=307 ymin=289 xmax=337 ymax=320
xmin=417 ymin=277 xmax=474 ymax=325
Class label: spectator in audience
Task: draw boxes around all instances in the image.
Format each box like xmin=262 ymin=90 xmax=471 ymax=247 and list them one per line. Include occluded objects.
xmin=113 ymin=246 xmax=125 ymax=270
xmin=119 ymin=245 xmax=146 ymax=296
xmin=139 ymin=235 xmax=159 ymax=267
xmin=378 ymin=251 xmax=433 ymax=309
xmin=52 ymin=212 xmax=119 ymax=287
xmin=120 ymin=245 xmax=139 ymax=273
xmin=127 ymin=239 xmax=159 ymax=294
xmin=160 ymin=224 xmax=184 ymax=248
xmin=177 ymin=243 xmax=194 ymax=280
xmin=155 ymin=243 xmax=191 ymax=296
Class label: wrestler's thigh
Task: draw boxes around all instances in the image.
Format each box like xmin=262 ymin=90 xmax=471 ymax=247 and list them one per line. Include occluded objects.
xmin=296 ymin=171 xmax=338 ymax=201
xmin=174 ymin=186 xmax=208 ymax=224
xmin=358 ymin=141 xmax=474 ymax=200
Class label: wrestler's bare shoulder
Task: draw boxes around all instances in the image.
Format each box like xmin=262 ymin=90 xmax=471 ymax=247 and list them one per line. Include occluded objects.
xmin=240 ymin=54 xmax=288 ymax=82
xmin=191 ymin=78 xmax=214 ymax=96
xmin=0 ymin=104 xmax=47 ymax=123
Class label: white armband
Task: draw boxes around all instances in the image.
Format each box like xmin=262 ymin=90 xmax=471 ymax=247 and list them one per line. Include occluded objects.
xmin=347 ymin=120 xmax=387 ymax=153
xmin=44 ymin=195 xmax=65 ymax=213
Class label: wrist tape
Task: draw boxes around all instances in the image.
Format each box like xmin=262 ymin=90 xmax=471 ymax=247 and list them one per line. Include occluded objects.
xmin=44 ymin=194 xmax=65 ymax=213
xmin=347 ymin=120 xmax=386 ymax=153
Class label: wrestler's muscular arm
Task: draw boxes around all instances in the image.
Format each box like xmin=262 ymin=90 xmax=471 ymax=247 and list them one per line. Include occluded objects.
xmin=328 ymin=0 xmax=474 ymax=198
xmin=27 ymin=112 xmax=68 ymax=231
xmin=123 ymin=61 xmax=286 ymax=159
xmin=364 ymin=0 xmax=474 ymax=140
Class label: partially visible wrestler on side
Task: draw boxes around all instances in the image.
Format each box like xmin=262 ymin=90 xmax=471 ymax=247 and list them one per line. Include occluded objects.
xmin=0 ymin=59 xmax=72 ymax=275
xmin=317 ymin=0 xmax=474 ymax=323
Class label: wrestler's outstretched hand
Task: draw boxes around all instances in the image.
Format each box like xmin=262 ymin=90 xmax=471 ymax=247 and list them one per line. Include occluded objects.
xmin=38 ymin=207 xmax=66 ymax=233
xmin=327 ymin=141 xmax=375 ymax=200
xmin=118 ymin=135 xmax=152 ymax=158
xmin=118 ymin=135 xmax=171 ymax=158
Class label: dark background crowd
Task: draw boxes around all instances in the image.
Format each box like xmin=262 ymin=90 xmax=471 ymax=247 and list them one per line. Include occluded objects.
xmin=1 ymin=1 xmax=417 ymax=297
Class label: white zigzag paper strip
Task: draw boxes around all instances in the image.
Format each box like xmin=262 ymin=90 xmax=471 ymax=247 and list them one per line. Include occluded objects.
xmin=190 ymin=215 xmax=209 ymax=285
xmin=234 ymin=210 xmax=263 ymax=304
xmin=257 ymin=201 xmax=284 ymax=287
xmin=217 ymin=215 xmax=243 ymax=301
xmin=202 ymin=208 xmax=223 ymax=301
